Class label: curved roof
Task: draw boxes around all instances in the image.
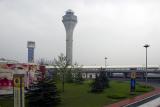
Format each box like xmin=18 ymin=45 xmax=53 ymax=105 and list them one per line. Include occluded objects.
xmin=45 ymin=65 xmax=160 ymax=69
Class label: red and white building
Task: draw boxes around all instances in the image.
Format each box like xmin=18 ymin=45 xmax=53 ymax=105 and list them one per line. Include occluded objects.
xmin=0 ymin=58 xmax=40 ymax=90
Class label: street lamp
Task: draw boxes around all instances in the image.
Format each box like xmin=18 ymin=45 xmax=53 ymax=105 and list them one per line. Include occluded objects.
xmin=144 ymin=44 xmax=150 ymax=87
xmin=105 ymin=57 xmax=108 ymax=77
xmin=105 ymin=57 xmax=107 ymax=69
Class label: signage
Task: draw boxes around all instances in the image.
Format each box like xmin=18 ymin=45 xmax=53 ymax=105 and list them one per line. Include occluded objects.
xmin=131 ymin=72 xmax=136 ymax=79
xmin=130 ymin=71 xmax=136 ymax=94
xmin=13 ymin=74 xmax=25 ymax=107
xmin=131 ymin=79 xmax=135 ymax=88
xmin=130 ymin=79 xmax=136 ymax=94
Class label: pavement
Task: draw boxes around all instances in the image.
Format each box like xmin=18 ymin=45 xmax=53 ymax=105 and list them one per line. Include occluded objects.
xmin=0 ymin=89 xmax=13 ymax=95
xmin=138 ymin=96 xmax=160 ymax=107
xmin=104 ymin=87 xmax=160 ymax=107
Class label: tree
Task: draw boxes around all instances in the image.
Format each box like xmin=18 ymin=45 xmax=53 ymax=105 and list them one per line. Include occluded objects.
xmin=65 ymin=70 xmax=73 ymax=83
xmin=54 ymin=53 xmax=71 ymax=92
xmin=90 ymin=74 xmax=104 ymax=92
xmin=74 ymin=71 xmax=83 ymax=84
xmin=99 ymin=70 xmax=109 ymax=88
xmin=27 ymin=77 xmax=60 ymax=107
xmin=72 ymin=63 xmax=83 ymax=84
xmin=90 ymin=70 xmax=110 ymax=93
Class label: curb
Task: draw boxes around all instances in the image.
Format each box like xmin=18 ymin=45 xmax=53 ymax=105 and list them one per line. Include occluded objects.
xmin=124 ymin=93 xmax=160 ymax=107
xmin=105 ymin=88 xmax=160 ymax=107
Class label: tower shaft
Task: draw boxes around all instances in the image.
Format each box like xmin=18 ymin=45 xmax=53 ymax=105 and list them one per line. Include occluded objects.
xmin=62 ymin=9 xmax=77 ymax=65
xmin=66 ymin=29 xmax=73 ymax=65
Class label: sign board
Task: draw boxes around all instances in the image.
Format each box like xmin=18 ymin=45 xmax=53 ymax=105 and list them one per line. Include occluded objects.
xmin=130 ymin=79 xmax=136 ymax=94
xmin=131 ymin=72 xmax=136 ymax=79
xmin=131 ymin=79 xmax=135 ymax=88
xmin=13 ymin=74 xmax=25 ymax=107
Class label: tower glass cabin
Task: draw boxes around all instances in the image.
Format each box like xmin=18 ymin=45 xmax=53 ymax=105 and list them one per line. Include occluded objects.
xmin=27 ymin=41 xmax=35 ymax=63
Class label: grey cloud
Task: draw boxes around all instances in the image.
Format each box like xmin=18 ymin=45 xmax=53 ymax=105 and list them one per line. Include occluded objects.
xmin=0 ymin=0 xmax=160 ymax=66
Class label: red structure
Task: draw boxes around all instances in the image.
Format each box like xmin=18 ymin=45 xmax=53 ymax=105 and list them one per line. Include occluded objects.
xmin=0 ymin=63 xmax=39 ymax=90
xmin=39 ymin=65 xmax=46 ymax=80
xmin=0 ymin=78 xmax=13 ymax=89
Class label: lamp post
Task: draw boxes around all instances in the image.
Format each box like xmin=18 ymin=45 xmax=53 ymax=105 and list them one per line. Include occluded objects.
xmin=105 ymin=57 xmax=107 ymax=68
xmin=144 ymin=44 xmax=150 ymax=87
xmin=105 ymin=57 xmax=107 ymax=77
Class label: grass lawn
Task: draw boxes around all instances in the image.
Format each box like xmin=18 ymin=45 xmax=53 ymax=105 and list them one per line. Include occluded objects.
xmin=56 ymin=80 xmax=153 ymax=107
xmin=0 ymin=80 xmax=153 ymax=107
xmin=0 ymin=96 xmax=28 ymax=107
xmin=0 ymin=98 xmax=13 ymax=107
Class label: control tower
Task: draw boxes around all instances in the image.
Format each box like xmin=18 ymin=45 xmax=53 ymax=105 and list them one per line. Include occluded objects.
xmin=62 ymin=9 xmax=77 ymax=65
xmin=27 ymin=41 xmax=35 ymax=63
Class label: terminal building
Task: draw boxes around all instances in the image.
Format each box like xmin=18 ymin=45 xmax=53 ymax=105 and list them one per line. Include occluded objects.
xmin=0 ymin=57 xmax=160 ymax=90
xmin=45 ymin=65 xmax=160 ymax=79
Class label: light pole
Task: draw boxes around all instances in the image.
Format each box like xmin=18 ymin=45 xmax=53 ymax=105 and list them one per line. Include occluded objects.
xmin=105 ymin=57 xmax=107 ymax=68
xmin=105 ymin=57 xmax=107 ymax=77
xmin=144 ymin=44 xmax=150 ymax=87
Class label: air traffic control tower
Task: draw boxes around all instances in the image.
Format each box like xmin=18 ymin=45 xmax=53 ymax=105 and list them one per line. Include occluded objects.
xmin=62 ymin=9 xmax=77 ymax=65
xmin=27 ymin=41 xmax=35 ymax=63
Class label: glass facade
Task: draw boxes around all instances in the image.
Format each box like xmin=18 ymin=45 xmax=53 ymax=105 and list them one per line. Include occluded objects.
xmin=28 ymin=48 xmax=34 ymax=63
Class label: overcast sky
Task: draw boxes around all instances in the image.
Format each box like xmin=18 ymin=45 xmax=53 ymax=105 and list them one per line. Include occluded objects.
xmin=1 ymin=0 xmax=160 ymax=66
